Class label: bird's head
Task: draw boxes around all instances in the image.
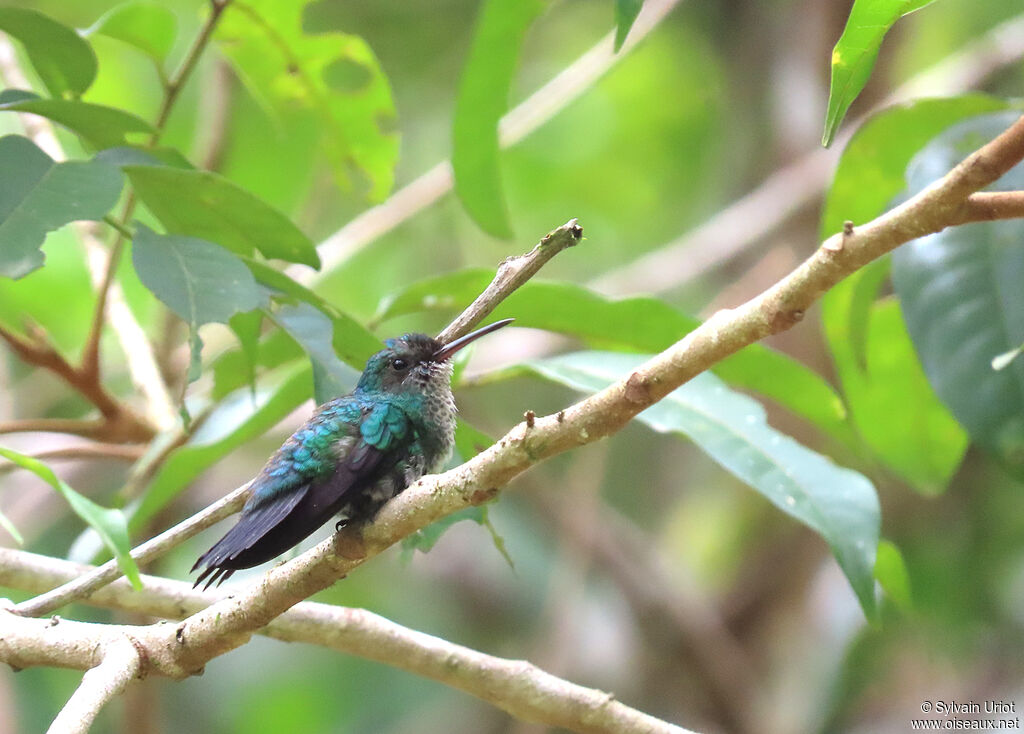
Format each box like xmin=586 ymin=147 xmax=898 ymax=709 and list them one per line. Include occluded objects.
xmin=356 ymin=319 xmax=513 ymax=395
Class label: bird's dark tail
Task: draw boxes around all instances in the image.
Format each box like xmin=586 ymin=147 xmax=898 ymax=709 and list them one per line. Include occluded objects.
xmin=191 ymin=485 xmax=311 ymax=590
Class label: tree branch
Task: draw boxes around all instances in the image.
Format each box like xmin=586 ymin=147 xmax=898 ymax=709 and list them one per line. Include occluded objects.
xmin=12 ymin=482 xmax=252 ymax=618
xmin=47 ymin=637 xmax=140 ymax=734
xmin=0 ymin=550 xmax=694 ymax=734
xmin=953 ymin=190 xmax=1024 ymax=223
xmin=436 ymin=218 xmax=582 ymax=343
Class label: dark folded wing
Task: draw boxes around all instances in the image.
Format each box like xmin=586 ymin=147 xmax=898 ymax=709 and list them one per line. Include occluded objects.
xmin=192 ymin=400 xmax=414 ymax=588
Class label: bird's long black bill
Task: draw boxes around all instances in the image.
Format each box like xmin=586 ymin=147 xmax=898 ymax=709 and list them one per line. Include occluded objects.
xmin=433 ymin=318 xmax=513 ymax=362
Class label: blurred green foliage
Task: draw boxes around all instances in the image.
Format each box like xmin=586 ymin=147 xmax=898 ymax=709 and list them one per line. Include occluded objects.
xmin=0 ymin=0 xmax=1023 ymax=733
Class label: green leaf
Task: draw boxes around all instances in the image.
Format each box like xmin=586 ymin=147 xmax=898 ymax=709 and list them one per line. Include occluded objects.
xmin=0 ymin=91 xmax=154 ymax=149
xmin=821 ymin=95 xmax=1009 ymax=238
xmin=892 ymin=112 xmax=1024 ymax=470
xmin=86 ymin=2 xmax=177 ymax=63
xmin=377 ymin=270 xmax=852 ymax=445
xmin=270 ymin=303 xmax=360 ymax=405
xmin=132 ymin=364 xmax=312 ymax=531
xmin=124 ymin=166 xmax=320 ymax=267
xmin=212 ymin=329 xmax=302 ymax=400
xmin=0 ymin=7 xmax=98 ymax=97
xmin=822 ymin=0 xmax=939 ymax=146
xmin=0 ymin=508 xmax=24 ymax=545
xmin=132 ymin=225 xmax=264 ymax=378
xmin=215 ymin=0 xmax=399 ymax=201
xmin=614 ymin=0 xmax=644 ymax=51
xmin=0 ymin=445 xmax=141 ymax=589
xmin=132 ymin=225 xmax=264 ymax=326
xmin=243 ymin=258 xmax=381 ymax=369
xmin=517 ymin=351 xmax=881 ymax=618
xmin=453 ymin=419 xmax=494 ymax=464
xmin=96 ymin=145 xmax=193 ymax=169
xmin=229 ymin=309 xmax=263 ymax=395
xmin=0 ymin=135 xmax=123 ymax=279
xmin=402 ymin=505 xmax=488 ymax=556
xmin=452 ymin=0 xmax=545 ymax=238
xmin=823 ymin=263 xmax=967 ymax=494
xmin=875 ymin=538 xmax=912 ymax=613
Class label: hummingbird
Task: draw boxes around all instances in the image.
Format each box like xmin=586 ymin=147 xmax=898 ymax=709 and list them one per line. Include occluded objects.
xmin=191 ymin=318 xmax=513 ymax=589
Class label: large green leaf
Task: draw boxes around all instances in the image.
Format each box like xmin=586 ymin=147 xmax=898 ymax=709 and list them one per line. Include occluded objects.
xmin=124 ymin=166 xmax=320 ymax=267
xmin=822 ymin=0 xmax=939 ymax=146
xmin=892 ymin=112 xmax=1024 ymax=470
xmin=271 ymin=303 xmax=360 ymax=405
xmin=875 ymin=538 xmax=912 ymax=613
xmin=212 ymin=328 xmax=302 ymax=400
xmin=0 ymin=8 xmax=97 ymax=97
xmin=823 ymin=267 xmax=967 ymax=494
xmin=131 ymin=364 xmax=312 ymax=531
xmin=0 ymin=90 xmax=154 ymax=149
xmin=821 ymin=95 xmax=1009 ymax=239
xmin=452 ymin=0 xmax=545 ymax=238
xmin=216 ymin=0 xmax=398 ymax=201
xmin=0 ymin=135 xmax=123 ymax=279
xmin=515 ymin=352 xmax=881 ymax=618
xmin=132 ymin=225 xmax=263 ymax=327
xmin=0 ymin=446 xmax=141 ymax=589
xmin=244 ymin=258 xmax=381 ymax=368
xmin=376 ymin=271 xmax=852 ymax=445
xmin=131 ymin=225 xmax=264 ymax=380
xmin=613 ymin=0 xmax=644 ymax=51
xmin=86 ymin=1 xmax=177 ymax=63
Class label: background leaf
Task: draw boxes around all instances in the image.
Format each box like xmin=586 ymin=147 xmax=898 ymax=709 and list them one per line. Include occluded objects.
xmin=244 ymin=258 xmax=381 ymax=368
xmin=893 ymin=112 xmax=1024 ymax=470
xmin=131 ymin=225 xmax=264 ymax=379
xmin=0 ymin=135 xmax=123 ymax=279
xmin=86 ymin=1 xmax=177 ymax=63
xmin=512 ymin=351 xmax=881 ymax=618
xmin=0 ymin=7 xmax=97 ymax=97
xmin=215 ymin=0 xmax=399 ymax=201
xmin=0 ymin=91 xmax=154 ymax=149
xmin=822 ymin=261 xmax=967 ymax=494
xmin=821 ymin=95 xmax=1009 ymax=238
xmin=452 ymin=0 xmax=545 ymax=238
xmin=131 ymin=225 xmax=264 ymax=327
xmin=124 ymin=166 xmax=320 ymax=267
xmin=0 ymin=446 xmax=141 ymax=588
xmin=822 ymin=0 xmax=939 ymax=146
xmin=875 ymin=538 xmax=912 ymax=613
xmin=270 ymin=302 xmax=361 ymax=405
xmin=614 ymin=0 xmax=644 ymax=51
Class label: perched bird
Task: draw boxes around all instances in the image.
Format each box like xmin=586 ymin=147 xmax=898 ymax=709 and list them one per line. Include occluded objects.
xmin=192 ymin=318 xmax=513 ymax=589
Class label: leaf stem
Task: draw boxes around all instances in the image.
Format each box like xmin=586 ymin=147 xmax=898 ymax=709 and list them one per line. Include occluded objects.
xmin=100 ymin=214 xmax=134 ymax=240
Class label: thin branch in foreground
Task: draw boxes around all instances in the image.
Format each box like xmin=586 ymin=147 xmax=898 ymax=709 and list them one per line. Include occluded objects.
xmin=0 ymin=548 xmax=696 ymax=734
xmin=436 ymin=218 xmax=582 ymax=343
xmin=12 ymin=482 xmax=252 ymax=618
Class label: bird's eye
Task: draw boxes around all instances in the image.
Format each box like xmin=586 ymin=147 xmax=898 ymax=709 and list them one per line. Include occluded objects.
xmin=391 ymin=358 xmax=408 ymax=371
